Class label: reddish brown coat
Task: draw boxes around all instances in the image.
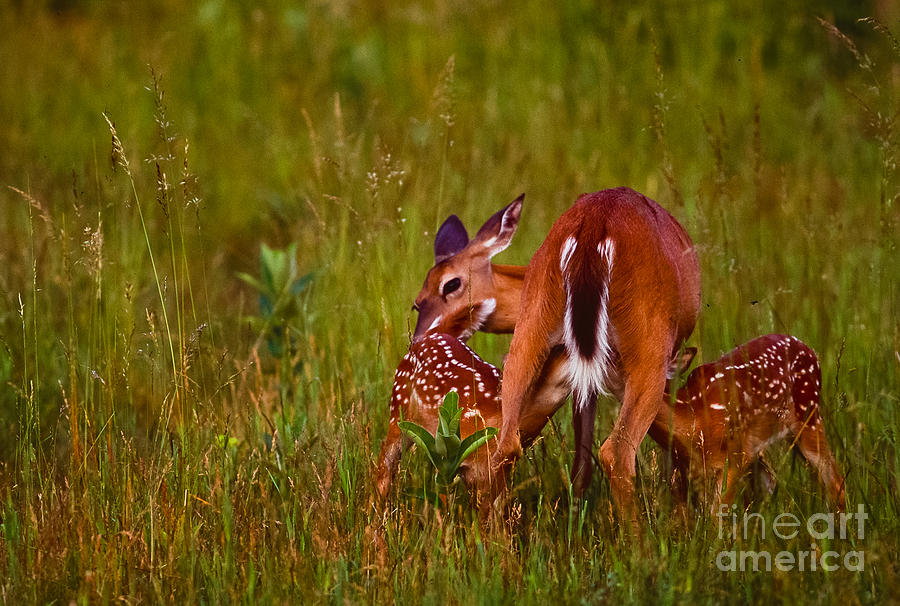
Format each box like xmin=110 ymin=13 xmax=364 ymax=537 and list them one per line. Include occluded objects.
xmin=497 ymin=188 xmax=701 ymax=520
xmin=377 ymin=334 xmax=844 ymax=515
xmin=408 ymin=188 xmax=702 ymax=523
xmin=651 ymin=334 xmax=844 ymax=508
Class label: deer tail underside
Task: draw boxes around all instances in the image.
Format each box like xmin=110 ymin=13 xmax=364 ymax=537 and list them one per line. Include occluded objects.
xmin=560 ymin=232 xmax=615 ymax=409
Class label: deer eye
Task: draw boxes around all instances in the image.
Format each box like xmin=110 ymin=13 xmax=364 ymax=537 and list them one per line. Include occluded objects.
xmin=442 ymin=277 xmax=462 ymax=297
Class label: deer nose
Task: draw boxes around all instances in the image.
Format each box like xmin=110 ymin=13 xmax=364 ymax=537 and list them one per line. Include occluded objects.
xmin=411 ymin=301 xmax=436 ymax=342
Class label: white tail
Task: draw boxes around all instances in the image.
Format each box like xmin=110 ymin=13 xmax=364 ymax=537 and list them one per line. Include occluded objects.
xmin=561 ymin=236 xmax=616 ymax=403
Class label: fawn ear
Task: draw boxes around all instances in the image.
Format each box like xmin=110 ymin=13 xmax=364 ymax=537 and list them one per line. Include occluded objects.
xmin=471 ymin=194 xmax=523 ymax=259
xmin=671 ymin=347 xmax=697 ymax=377
xmin=434 ymin=215 xmax=470 ymax=263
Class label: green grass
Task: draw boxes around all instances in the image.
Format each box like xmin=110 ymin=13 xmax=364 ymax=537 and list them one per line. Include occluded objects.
xmin=0 ymin=1 xmax=898 ymax=603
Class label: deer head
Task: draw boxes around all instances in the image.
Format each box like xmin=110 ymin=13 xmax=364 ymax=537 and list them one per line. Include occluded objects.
xmin=412 ymin=195 xmax=524 ymax=342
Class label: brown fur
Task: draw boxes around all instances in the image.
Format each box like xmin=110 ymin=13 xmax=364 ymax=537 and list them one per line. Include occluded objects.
xmin=497 ymin=189 xmax=701 ymax=526
xmin=409 ymin=189 xmax=702 ymax=526
xmin=376 ymin=334 xmax=844 ymax=522
xmin=651 ymin=335 xmax=845 ymax=509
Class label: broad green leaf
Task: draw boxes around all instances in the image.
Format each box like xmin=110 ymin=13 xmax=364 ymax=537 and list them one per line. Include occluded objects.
xmin=455 ymin=427 xmax=498 ymax=467
xmin=433 ymin=431 xmax=448 ymax=458
xmin=439 ymin=391 xmax=461 ymax=437
xmin=398 ymin=421 xmax=437 ymax=468
xmin=290 ymin=272 xmax=313 ymax=296
xmin=260 ymin=243 xmax=278 ymax=290
xmin=266 ymin=246 xmax=292 ymax=293
xmin=448 ymin=408 xmax=462 ymax=440
xmin=441 ymin=389 xmax=459 ymax=410
xmin=259 ymin=293 xmax=274 ymax=318
xmin=443 ymin=433 xmax=461 ymax=456
xmin=438 ymin=401 xmax=451 ymax=435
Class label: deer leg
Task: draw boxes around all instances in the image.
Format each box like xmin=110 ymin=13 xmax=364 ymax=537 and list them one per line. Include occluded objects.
xmin=571 ymin=389 xmax=598 ymax=496
xmin=662 ymin=462 xmax=689 ymax=524
xmin=796 ymin=423 xmax=846 ymax=510
xmin=494 ymin=323 xmax=558 ymax=471
xmin=749 ymin=455 xmax=777 ymax=499
xmin=717 ymin=458 xmax=746 ymax=509
xmin=369 ymin=421 xmax=404 ymax=567
xmin=598 ymin=361 xmax=666 ymax=530
xmin=474 ymin=457 xmax=512 ymax=527
xmin=375 ymin=422 xmax=403 ymax=503
xmin=669 ymin=456 xmax=688 ymax=501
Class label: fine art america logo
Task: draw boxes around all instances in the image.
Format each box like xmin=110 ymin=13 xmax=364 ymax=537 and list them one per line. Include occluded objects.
xmin=715 ymin=504 xmax=867 ymax=572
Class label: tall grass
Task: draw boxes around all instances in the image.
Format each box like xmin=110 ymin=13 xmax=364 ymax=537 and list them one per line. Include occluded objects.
xmin=0 ymin=1 xmax=897 ymax=603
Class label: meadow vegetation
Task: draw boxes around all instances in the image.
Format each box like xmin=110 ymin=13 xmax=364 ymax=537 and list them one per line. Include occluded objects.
xmin=0 ymin=1 xmax=898 ymax=603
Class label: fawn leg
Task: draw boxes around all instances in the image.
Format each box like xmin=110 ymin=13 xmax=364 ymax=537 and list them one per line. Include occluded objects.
xmin=796 ymin=424 xmax=846 ymax=510
xmin=375 ymin=422 xmax=403 ymax=502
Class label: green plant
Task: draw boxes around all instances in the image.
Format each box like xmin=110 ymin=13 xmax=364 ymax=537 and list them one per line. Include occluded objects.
xmin=238 ymin=242 xmax=313 ymax=358
xmin=398 ymin=390 xmax=497 ymax=501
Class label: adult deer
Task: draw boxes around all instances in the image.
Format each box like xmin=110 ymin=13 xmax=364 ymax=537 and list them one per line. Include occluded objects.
xmin=412 ymin=187 xmax=701 ymax=523
xmin=654 ymin=334 xmax=845 ymax=509
xmin=497 ymin=188 xmax=701 ymax=523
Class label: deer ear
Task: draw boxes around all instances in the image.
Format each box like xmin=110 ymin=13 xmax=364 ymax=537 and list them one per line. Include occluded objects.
xmin=472 ymin=194 xmax=523 ymax=258
xmin=434 ymin=215 xmax=470 ymax=263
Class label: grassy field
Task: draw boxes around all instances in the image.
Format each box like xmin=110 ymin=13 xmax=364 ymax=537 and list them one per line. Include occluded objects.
xmin=0 ymin=1 xmax=898 ymax=603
